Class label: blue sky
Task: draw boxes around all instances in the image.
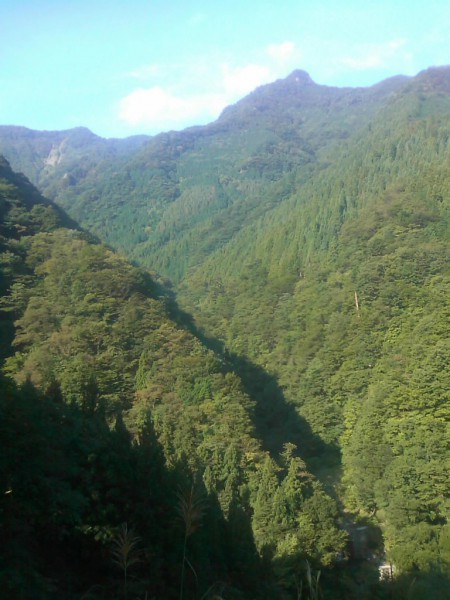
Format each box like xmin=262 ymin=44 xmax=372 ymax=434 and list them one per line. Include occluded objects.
xmin=1 ymin=0 xmax=449 ymax=138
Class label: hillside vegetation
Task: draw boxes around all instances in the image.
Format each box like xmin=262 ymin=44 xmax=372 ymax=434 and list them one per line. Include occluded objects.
xmin=177 ymin=67 xmax=450 ymax=576
xmin=0 ymin=158 xmax=351 ymax=598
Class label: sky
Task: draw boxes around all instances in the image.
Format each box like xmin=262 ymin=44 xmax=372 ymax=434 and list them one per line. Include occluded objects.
xmin=1 ymin=0 xmax=449 ymax=139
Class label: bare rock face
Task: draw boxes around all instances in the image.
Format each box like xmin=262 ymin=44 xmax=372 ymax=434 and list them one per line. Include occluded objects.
xmin=44 ymin=143 xmax=64 ymax=167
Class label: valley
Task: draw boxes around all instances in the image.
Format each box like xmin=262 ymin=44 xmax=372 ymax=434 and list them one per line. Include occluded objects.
xmin=0 ymin=67 xmax=449 ymax=599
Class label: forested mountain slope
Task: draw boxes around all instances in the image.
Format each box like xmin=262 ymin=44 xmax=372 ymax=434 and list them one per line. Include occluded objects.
xmin=0 ymin=70 xmax=408 ymax=279
xmin=0 ymin=125 xmax=149 ymax=186
xmin=0 ymin=159 xmax=353 ymax=599
xmin=177 ymin=67 xmax=450 ymax=574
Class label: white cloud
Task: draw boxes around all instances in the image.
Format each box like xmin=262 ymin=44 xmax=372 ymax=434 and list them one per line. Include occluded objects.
xmin=118 ymin=43 xmax=301 ymax=132
xmin=118 ymin=86 xmax=225 ymax=129
xmin=339 ymin=38 xmax=408 ymax=70
xmin=267 ymin=41 xmax=296 ymax=62
xmin=221 ymin=64 xmax=272 ymax=96
xmin=119 ymin=62 xmax=277 ymax=130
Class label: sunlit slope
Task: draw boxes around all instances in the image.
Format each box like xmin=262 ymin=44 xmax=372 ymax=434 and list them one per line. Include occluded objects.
xmin=0 ymin=70 xmax=407 ymax=279
xmin=177 ymin=67 xmax=450 ymax=572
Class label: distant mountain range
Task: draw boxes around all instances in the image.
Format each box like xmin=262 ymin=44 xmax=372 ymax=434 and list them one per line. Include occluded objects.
xmin=0 ymin=68 xmax=448 ymax=278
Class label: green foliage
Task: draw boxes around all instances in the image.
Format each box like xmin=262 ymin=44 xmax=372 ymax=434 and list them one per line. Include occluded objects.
xmin=171 ymin=68 xmax=450 ymax=585
xmin=1 ymin=157 xmax=348 ymax=598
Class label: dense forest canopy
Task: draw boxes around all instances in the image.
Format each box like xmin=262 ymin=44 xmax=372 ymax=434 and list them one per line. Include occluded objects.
xmin=1 ymin=66 xmax=449 ymax=599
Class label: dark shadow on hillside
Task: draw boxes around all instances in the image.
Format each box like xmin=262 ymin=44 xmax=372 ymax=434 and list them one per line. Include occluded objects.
xmin=172 ymin=476 xmax=268 ymax=600
xmin=150 ymin=275 xmax=340 ymax=475
xmin=0 ymin=374 xmax=271 ymax=599
xmin=322 ymin=560 xmax=450 ymax=600
xmin=0 ymin=319 xmax=15 ymax=363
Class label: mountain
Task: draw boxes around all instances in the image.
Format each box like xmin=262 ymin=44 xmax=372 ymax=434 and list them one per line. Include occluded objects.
xmin=1 ymin=66 xmax=450 ymax=598
xmin=0 ymin=158 xmax=351 ymax=598
xmin=0 ymin=125 xmax=149 ymax=181
xmin=0 ymin=69 xmax=409 ymax=279
xmin=176 ymin=66 xmax=450 ymax=577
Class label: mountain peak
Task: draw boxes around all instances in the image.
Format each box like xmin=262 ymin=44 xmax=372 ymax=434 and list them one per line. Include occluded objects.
xmin=285 ymin=69 xmax=315 ymax=85
xmin=414 ymin=65 xmax=450 ymax=93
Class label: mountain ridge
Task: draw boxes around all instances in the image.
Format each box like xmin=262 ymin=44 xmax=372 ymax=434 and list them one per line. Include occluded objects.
xmin=1 ymin=67 xmax=434 ymax=282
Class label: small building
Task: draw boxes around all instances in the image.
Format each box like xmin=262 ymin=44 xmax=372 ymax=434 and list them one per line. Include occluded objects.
xmin=378 ymin=562 xmax=396 ymax=581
